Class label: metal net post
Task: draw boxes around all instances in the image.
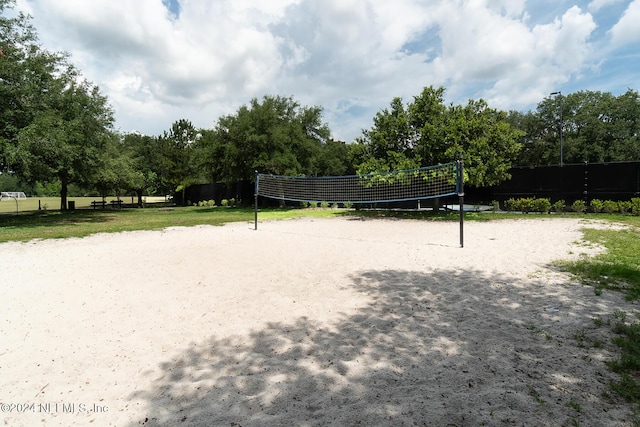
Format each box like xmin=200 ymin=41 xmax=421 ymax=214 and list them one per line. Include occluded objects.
xmin=458 ymin=159 xmax=464 ymax=248
xmin=254 ymin=171 xmax=259 ymax=230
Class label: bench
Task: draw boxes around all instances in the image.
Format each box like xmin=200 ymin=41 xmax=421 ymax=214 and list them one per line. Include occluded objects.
xmin=90 ymin=200 xmax=107 ymax=209
xmin=110 ymin=200 xmax=124 ymax=209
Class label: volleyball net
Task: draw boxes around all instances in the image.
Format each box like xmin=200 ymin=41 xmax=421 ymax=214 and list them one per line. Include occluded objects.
xmin=255 ymin=160 xmax=465 ymax=246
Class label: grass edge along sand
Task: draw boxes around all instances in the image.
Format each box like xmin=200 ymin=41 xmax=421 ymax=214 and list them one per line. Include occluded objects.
xmin=555 ymin=216 xmax=640 ymax=415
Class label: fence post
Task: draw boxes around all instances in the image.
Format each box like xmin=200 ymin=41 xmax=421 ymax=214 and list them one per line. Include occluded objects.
xmin=583 ymin=161 xmax=589 ymax=204
xmin=254 ymin=171 xmax=259 ymax=231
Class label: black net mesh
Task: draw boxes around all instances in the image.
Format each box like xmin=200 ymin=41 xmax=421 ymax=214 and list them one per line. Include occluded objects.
xmin=257 ymin=162 xmax=459 ymax=204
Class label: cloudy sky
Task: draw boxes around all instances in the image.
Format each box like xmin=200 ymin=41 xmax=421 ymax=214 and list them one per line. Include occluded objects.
xmin=13 ymin=0 xmax=640 ymax=142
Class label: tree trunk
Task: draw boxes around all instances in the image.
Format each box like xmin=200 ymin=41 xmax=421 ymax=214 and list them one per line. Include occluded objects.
xmin=136 ymin=189 xmax=143 ymax=207
xmin=60 ymin=179 xmax=68 ymax=211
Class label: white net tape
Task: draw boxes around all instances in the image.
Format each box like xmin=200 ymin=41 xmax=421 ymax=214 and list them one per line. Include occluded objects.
xmin=257 ymin=162 xmax=460 ymax=204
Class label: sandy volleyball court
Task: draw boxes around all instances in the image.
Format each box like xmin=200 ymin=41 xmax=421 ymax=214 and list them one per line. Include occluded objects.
xmin=0 ymin=217 xmax=637 ymax=426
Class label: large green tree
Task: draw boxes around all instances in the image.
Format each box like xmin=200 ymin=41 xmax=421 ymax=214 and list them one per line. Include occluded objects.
xmin=0 ymin=0 xmax=65 ymax=170
xmin=315 ymin=139 xmax=353 ymax=176
xmin=203 ymin=95 xmax=330 ymax=183
xmin=357 ymin=86 xmax=523 ymax=187
xmin=1 ymin=0 xmax=115 ymax=209
xmin=355 ymin=96 xmax=422 ymax=176
xmin=158 ymin=119 xmax=203 ymax=205
xmin=121 ymin=132 xmax=166 ymax=205
xmin=9 ymin=77 xmax=115 ymax=209
xmin=512 ymin=89 xmax=640 ymax=166
xmin=93 ymin=133 xmax=146 ymax=203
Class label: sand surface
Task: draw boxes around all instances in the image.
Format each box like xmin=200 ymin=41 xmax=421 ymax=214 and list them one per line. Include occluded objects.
xmin=0 ymin=217 xmax=638 ymax=426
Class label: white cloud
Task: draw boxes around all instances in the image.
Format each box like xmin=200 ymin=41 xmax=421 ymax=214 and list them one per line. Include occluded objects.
xmin=609 ymin=0 xmax=640 ymax=46
xmin=425 ymin=3 xmax=596 ymax=108
xmin=588 ymin=0 xmax=624 ymax=12
xmin=25 ymin=0 xmax=292 ymax=130
xmin=13 ymin=0 xmax=623 ymax=141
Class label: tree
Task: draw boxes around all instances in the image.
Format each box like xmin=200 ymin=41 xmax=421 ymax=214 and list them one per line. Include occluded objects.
xmin=159 ymin=119 xmax=203 ymax=205
xmin=357 ymin=86 xmax=523 ymax=187
xmin=507 ymin=110 xmax=551 ymax=166
xmin=93 ymin=133 xmax=145 ymax=203
xmin=409 ymin=86 xmax=448 ymax=166
xmin=315 ymin=139 xmax=352 ymax=176
xmin=438 ymin=99 xmax=523 ymax=187
xmin=1 ymin=0 xmax=115 ymax=209
xmin=0 ymin=0 xmax=67 ymax=171
xmin=609 ymin=89 xmax=640 ymax=160
xmin=121 ymin=132 xmax=165 ymax=205
xmin=203 ymin=95 xmax=330 ymax=184
xmin=9 ymin=77 xmax=115 ymax=209
xmin=512 ymin=89 xmax=640 ymax=166
xmin=355 ymin=96 xmax=421 ymax=176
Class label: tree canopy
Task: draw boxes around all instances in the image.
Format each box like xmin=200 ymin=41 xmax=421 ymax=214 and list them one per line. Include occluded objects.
xmin=511 ymin=89 xmax=640 ymax=166
xmin=1 ymin=0 xmax=115 ymax=209
xmin=201 ymin=95 xmax=331 ymax=183
xmin=356 ymin=86 xmax=524 ymax=187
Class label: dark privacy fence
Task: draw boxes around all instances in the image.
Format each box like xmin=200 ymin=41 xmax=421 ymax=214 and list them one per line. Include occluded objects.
xmin=179 ymin=161 xmax=640 ymax=207
xmin=469 ymin=161 xmax=640 ymax=204
xmin=176 ymin=181 xmax=254 ymax=206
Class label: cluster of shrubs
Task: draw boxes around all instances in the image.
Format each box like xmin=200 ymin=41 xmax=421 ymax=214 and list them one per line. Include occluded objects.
xmin=499 ymin=197 xmax=640 ymax=215
xmin=300 ymin=201 xmax=354 ymax=209
xmin=192 ymin=198 xmax=237 ymax=207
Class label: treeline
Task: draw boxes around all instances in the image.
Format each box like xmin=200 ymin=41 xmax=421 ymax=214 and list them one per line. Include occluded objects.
xmin=509 ymin=89 xmax=640 ymax=166
xmin=2 ymin=0 xmax=639 ymax=209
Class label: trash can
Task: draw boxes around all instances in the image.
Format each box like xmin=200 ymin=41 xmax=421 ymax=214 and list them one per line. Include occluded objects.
xmin=68 ymin=201 xmax=75 ymax=211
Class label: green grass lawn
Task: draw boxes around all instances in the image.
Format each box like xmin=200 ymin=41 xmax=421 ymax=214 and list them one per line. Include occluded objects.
xmin=0 ymin=196 xmax=168 ymax=214
xmin=555 ymin=215 xmax=640 ymax=411
xmin=0 ymin=205 xmax=351 ymax=243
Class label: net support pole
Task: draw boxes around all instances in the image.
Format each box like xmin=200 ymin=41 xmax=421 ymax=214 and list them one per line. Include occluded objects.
xmin=254 ymin=170 xmax=259 ymax=231
xmin=458 ymin=159 xmax=464 ymax=248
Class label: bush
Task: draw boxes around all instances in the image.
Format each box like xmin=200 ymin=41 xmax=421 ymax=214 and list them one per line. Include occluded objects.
xmin=320 ymin=201 xmax=330 ymax=209
xmin=602 ymin=200 xmax=618 ymax=214
xmin=590 ymin=199 xmax=604 ymax=213
xmin=619 ymin=201 xmax=632 ymax=214
xmin=518 ymin=198 xmax=535 ymax=213
xmin=552 ymin=199 xmax=566 ymax=213
xmin=504 ymin=197 xmax=545 ymax=213
xmin=221 ymin=199 xmax=229 ymax=207
xmin=491 ymin=200 xmax=500 ymax=212
xmin=505 ymin=198 xmax=518 ymax=212
xmin=571 ymin=200 xmax=586 ymax=213
xmin=632 ymin=198 xmax=640 ymax=216
xmin=531 ymin=198 xmax=551 ymax=213
xmin=343 ymin=201 xmax=353 ymax=209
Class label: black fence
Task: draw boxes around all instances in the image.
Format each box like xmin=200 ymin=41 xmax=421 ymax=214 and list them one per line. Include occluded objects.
xmin=469 ymin=161 xmax=640 ymax=204
xmin=175 ymin=181 xmax=254 ymax=206
xmin=179 ymin=161 xmax=640 ymax=208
